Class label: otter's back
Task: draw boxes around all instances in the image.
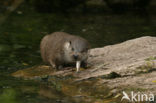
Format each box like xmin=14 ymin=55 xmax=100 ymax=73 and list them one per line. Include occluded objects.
xmin=40 ymin=32 xmax=72 ymax=63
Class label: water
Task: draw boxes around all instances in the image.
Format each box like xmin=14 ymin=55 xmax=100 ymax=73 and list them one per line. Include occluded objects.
xmin=0 ymin=1 xmax=156 ymax=103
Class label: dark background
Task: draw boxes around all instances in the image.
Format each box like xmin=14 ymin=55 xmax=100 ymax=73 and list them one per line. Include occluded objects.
xmin=0 ymin=0 xmax=156 ymax=69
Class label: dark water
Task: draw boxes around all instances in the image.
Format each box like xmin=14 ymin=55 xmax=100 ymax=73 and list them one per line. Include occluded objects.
xmin=0 ymin=2 xmax=156 ymax=103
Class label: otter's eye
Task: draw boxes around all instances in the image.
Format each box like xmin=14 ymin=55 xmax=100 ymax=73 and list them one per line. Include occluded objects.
xmin=72 ymin=48 xmax=74 ymax=51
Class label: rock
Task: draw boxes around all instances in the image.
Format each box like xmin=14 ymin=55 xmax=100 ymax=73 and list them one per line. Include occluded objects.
xmin=11 ymin=65 xmax=74 ymax=79
xmin=76 ymin=36 xmax=156 ymax=80
xmin=12 ymin=36 xmax=156 ymax=93
xmin=11 ymin=65 xmax=53 ymax=79
xmin=99 ymin=71 xmax=156 ymax=94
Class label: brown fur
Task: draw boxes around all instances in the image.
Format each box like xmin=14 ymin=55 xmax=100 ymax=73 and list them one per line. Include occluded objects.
xmin=40 ymin=32 xmax=90 ymax=69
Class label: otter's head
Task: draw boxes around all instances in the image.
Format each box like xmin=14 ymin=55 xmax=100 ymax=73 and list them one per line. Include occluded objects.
xmin=64 ymin=39 xmax=89 ymax=63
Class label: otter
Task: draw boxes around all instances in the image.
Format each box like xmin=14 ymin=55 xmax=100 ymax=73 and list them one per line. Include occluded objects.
xmin=40 ymin=32 xmax=90 ymax=72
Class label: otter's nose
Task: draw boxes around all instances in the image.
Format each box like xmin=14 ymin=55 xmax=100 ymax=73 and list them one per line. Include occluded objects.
xmin=73 ymin=55 xmax=78 ymax=60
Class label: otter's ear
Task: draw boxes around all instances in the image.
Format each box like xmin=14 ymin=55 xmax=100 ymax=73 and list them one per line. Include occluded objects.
xmin=64 ymin=41 xmax=71 ymax=49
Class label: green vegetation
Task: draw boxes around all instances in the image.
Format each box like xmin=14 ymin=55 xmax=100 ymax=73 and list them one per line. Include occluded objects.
xmin=135 ymin=56 xmax=156 ymax=74
xmin=136 ymin=61 xmax=156 ymax=74
xmin=0 ymin=88 xmax=17 ymax=103
xmin=145 ymin=56 xmax=156 ymax=61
